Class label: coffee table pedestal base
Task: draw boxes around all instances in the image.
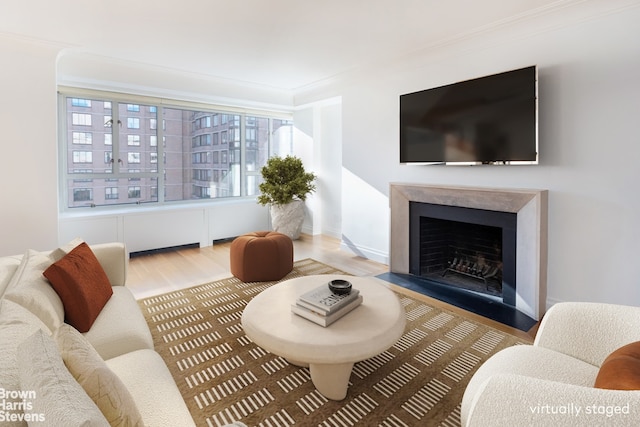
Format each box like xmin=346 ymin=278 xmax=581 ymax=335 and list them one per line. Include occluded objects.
xmin=286 ymin=359 xmax=354 ymax=401
xmin=310 ymin=362 xmax=354 ymax=401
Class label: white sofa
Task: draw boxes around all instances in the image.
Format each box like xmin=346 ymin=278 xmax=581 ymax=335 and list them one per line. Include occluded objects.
xmin=0 ymin=241 xmax=196 ymax=426
xmin=461 ymin=302 xmax=640 ymax=426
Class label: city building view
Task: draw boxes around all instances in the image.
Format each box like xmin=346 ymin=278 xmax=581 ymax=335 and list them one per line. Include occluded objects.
xmin=63 ymin=96 xmax=293 ymax=208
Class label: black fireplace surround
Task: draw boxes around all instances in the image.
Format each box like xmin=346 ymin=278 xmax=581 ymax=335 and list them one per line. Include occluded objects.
xmin=409 ymin=202 xmax=517 ymax=307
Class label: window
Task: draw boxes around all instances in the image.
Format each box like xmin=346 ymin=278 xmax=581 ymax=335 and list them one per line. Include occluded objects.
xmin=127 ymin=118 xmax=140 ymax=129
xmin=60 ymin=91 xmax=292 ymax=208
xmin=72 ymin=132 xmax=92 ymax=145
xmin=73 ymin=151 xmax=93 ymax=163
xmin=128 ymin=152 xmax=141 ymax=164
xmin=72 ymin=98 xmax=91 ymax=107
xmin=73 ymin=188 xmax=92 ymax=202
xmin=72 ymin=113 xmax=92 ymax=126
xmin=105 ymin=187 xmax=118 ymax=200
xmin=128 ymin=186 xmax=141 ymax=198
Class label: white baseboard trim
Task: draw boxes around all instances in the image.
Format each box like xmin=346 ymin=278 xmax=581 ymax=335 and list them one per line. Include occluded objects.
xmin=339 ymin=240 xmax=389 ymax=265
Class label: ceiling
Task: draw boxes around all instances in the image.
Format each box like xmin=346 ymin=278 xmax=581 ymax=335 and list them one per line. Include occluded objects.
xmin=2 ymin=0 xmax=588 ymax=91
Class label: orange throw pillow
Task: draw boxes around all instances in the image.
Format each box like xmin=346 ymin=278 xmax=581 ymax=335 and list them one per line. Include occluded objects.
xmin=594 ymin=341 xmax=640 ymax=390
xmin=43 ymin=242 xmax=113 ymax=333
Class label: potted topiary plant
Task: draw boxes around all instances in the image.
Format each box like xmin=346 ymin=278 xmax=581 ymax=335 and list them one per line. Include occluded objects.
xmin=257 ymin=155 xmax=317 ymax=239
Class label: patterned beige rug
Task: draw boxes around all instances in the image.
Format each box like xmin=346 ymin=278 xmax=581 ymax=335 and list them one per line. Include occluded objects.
xmin=138 ymin=259 xmax=528 ymax=427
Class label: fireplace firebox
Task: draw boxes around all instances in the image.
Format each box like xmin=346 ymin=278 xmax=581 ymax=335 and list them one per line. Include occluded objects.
xmin=409 ymin=202 xmax=517 ymax=307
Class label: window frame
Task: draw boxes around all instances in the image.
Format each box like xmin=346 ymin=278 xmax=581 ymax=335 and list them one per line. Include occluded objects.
xmin=58 ymin=87 xmax=293 ymax=212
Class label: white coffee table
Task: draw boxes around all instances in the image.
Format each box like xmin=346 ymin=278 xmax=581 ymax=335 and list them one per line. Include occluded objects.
xmin=241 ymin=275 xmax=406 ymax=400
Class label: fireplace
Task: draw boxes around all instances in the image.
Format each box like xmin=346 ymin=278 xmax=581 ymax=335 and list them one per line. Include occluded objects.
xmin=388 ymin=183 xmax=548 ymax=323
xmin=410 ymin=202 xmax=516 ymax=306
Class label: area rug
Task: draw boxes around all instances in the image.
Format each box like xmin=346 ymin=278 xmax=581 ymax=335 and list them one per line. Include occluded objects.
xmin=137 ymin=259 xmax=528 ymax=427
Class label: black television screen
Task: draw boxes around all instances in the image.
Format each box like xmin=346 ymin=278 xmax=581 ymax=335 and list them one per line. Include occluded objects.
xmin=400 ymin=66 xmax=538 ymax=165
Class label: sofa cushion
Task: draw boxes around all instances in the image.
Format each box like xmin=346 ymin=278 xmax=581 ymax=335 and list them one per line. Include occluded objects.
xmin=17 ymin=329 xmax=110 ymax=426
xmin=83 ymin=286 xmax=154 ymax=360
xmin=106 ymin=349 xmax=195 ymax=427
xmin=43 ymin=242 xmax=113 ymax=333
xmin=594 ymin=341 xmax=640 ymax=390
xmin=0 ymin=255 xmax=22 ymax=298
xmin=0 ymin=299 xmax=49 ymax=426
xmin=4 ymin=249 xmax=65 ymax=332
xmin=55 ymin=324 xmax=144 ymax=426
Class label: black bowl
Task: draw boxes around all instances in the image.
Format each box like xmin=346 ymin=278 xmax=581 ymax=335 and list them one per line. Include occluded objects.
xmin=328 ymin=279 xmax=352 ymax=295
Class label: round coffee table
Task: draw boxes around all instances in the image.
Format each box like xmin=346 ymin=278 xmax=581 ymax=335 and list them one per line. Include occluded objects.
xmin=241 ymin=275 xmax=406 ymax=400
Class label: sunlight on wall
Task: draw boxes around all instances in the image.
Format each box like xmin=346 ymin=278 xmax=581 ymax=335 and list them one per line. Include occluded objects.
xmin=340 ymin=167 xmax=389 ymax=264
xmin=292 ymin=119 xmax=317 ymax=234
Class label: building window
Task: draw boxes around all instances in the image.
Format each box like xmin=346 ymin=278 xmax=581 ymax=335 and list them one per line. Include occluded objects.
xmin=72 ymin=98 xmax=91 ymax=107
xmin=72 ymin=113 xmax=92 ymax=126
xmin=73 ymin=188 xmax=92 ymax=202
xmin=127 ymin=104 xmax=140 ymax=112
xmin=128 ymin=135 xmax=140 ymax=146
xmin=72 ymin=132 xmax=92 ymax=145
xmin=73 ymin=151 xmax=93 ymax=163
xmin=128 ymin=152 xmax=141 ymax=164
xmin=127 ymin=118 xmax=140 ymax=129
xmin=105 ymin=187 xmax=118 ymax=200
xmin=128 ymin=186 xmax=141 ymax=198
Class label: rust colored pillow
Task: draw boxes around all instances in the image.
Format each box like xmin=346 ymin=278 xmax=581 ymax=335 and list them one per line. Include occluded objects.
xmin=43 ymin=242 xmax=113 ymax=333
xmin=594 ymin=341 xmax=640 ymax=390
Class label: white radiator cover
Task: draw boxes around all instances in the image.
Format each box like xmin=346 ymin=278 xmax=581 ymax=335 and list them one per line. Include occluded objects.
xmin=59 ymin=199 xmax=269 ymax=253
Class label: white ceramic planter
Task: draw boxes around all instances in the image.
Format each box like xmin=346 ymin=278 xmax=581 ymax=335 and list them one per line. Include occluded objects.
xmin=270 ymin=200 xmax=305 ymax=240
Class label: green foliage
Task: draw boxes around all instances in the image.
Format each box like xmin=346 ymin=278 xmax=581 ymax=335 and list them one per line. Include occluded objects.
xmin=257 ymin=155 xmax=317 ymax=206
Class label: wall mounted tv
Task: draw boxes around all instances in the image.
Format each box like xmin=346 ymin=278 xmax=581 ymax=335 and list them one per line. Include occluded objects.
xmin=400 ymin=66 xmax=538 ymax=165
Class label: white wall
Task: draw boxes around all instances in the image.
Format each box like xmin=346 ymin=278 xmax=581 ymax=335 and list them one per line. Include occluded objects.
xmin=0 ymin=35 xmax=61 ymax=255
xmin=301 ymin=4 xmax=640 ymax=308
xmin=292 ymin=99 xmax=342 ymax=238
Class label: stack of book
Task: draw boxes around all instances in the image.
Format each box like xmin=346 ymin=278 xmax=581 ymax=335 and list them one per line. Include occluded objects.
xmin=291 ymin=283 xmax=363 ymax=327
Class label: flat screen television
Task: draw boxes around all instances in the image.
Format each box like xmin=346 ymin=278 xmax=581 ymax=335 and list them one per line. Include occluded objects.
xmin=399 ymin=66 xmax=538 ymax=165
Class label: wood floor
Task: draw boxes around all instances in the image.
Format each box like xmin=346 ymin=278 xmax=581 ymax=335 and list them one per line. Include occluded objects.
xmin=127 ymin=234 xmax=536 ymax=341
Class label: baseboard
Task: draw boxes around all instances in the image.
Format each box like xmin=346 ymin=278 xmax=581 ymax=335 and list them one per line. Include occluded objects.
xmin=339 ymin=239 xmax=389 ymax=265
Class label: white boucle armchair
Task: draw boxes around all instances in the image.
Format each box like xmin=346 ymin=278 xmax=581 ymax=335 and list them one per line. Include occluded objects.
xmin=461 ymin=302 xmax=640 ymax=426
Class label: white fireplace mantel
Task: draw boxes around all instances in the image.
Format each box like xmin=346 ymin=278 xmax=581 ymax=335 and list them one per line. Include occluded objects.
xmin=389 ymin=183 xmax=548 ymax=320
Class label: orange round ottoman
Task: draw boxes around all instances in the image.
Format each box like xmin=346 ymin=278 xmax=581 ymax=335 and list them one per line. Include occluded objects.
xmin=230 ymin=231 xmax=293 ymax=282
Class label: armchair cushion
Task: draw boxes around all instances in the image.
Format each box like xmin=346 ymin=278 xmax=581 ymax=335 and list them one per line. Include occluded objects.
xmin=43 ymin=242 xmax=113 ymax=332
xmin=594 ymin=341 xmax=640 ymax=390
